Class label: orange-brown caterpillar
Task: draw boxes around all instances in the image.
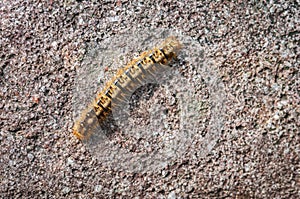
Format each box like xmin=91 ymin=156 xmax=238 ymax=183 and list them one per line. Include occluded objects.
xmin=73 ymin=36 xmax=182 ymax=140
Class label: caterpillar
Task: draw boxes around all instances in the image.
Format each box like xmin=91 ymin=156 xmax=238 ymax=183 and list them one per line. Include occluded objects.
xmin=73 ymin=36 xmax=182 ymax=140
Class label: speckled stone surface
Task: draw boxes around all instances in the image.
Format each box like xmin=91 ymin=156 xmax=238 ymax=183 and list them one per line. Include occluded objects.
xmin=0 ymin=0 xmax=299 ymax=198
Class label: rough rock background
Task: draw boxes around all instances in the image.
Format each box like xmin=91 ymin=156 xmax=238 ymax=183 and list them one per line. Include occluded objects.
xmin=0 ymin=0 xmax=299 ymax=198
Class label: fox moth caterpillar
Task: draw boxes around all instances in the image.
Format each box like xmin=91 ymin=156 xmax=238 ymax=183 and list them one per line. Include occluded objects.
xmin=72 ymin=28 xmax=226 ymax=173
xmin=73 ymin=36 xmax=182 ymax=140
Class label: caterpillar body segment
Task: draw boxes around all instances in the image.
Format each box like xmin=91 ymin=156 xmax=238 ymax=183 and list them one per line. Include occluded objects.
xmin=73 ymin=104 xmax=104 ymax=140
xmin=73 ymin=36 xmax=182 ymax=140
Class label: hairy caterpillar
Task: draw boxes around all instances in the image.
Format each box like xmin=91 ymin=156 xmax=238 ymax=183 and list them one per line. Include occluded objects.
xmin=73 ymin=36 xmax=182 ymax=140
